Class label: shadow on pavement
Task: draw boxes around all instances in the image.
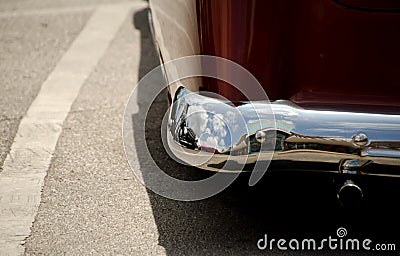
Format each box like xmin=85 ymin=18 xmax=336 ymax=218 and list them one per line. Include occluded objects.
xmin=132 ymin=7 xmax=400 ymax=256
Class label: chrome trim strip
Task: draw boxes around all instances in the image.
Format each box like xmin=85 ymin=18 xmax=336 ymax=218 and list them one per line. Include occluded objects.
xmin=166 ymin=87 xmax=400 ymax=176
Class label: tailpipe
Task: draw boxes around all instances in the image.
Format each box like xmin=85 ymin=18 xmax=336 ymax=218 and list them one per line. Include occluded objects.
xmin=337 ymin=180 xmax=363 ymax=208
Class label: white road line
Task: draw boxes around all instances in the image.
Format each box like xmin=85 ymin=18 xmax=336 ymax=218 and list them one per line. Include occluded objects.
xmin=0 ymin=3 xmax=134 ymax=255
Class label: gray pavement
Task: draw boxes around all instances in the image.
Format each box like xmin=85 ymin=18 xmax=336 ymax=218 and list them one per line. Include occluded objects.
xmin=0 ymin=8 xmax=90 ymax=171
xmin=1 ymin=0 xmax=399 ymax=255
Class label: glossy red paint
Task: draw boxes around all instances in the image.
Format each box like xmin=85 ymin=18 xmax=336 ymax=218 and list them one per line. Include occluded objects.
xmin=197 ymin=0 xmax=400 ymax=108
xmin=197 ymin=0 xmax=287 ymax=101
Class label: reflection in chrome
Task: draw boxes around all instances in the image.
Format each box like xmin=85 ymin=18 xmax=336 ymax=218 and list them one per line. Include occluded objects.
xmin=167 ymin=87 xmax=400 ymax=176
xmin=340 ymin=159 xmax=372 ymax=174
xmin=352 ymin=132 xmax=368 ymax=146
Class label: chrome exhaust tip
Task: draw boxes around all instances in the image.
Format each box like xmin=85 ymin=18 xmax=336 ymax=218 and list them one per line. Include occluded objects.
xmin=337 ymin=180 xmax=363 ymax=208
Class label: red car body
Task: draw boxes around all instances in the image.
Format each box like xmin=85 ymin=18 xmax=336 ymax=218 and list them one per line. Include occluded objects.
xmin=149 ymin=0 xmax=400 ymax=205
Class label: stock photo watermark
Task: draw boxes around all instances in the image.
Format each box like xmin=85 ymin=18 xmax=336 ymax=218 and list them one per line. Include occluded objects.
xmin=257 ymin=227 xmax=396 ymax=251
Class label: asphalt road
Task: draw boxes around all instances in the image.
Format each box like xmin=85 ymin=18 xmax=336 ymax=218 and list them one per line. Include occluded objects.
xmin=1 ymin=0 xmax=400 ymax=255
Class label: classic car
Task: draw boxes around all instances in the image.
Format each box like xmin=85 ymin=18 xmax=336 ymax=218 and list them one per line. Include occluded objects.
xmin=148 ymin=0 xmax=400 ymax=206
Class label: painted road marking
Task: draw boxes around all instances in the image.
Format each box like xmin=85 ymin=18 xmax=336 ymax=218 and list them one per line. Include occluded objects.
xmin=0 ymin=3 xmax=133 ymax=255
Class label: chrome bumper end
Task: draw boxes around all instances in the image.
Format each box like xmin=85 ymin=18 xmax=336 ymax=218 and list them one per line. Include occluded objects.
xmin=166 ymin=87 xmax=400 ymax=177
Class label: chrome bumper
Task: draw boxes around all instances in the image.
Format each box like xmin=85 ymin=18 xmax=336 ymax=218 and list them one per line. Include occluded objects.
xmin=166 ymin=87 xmax=400 ymax=177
